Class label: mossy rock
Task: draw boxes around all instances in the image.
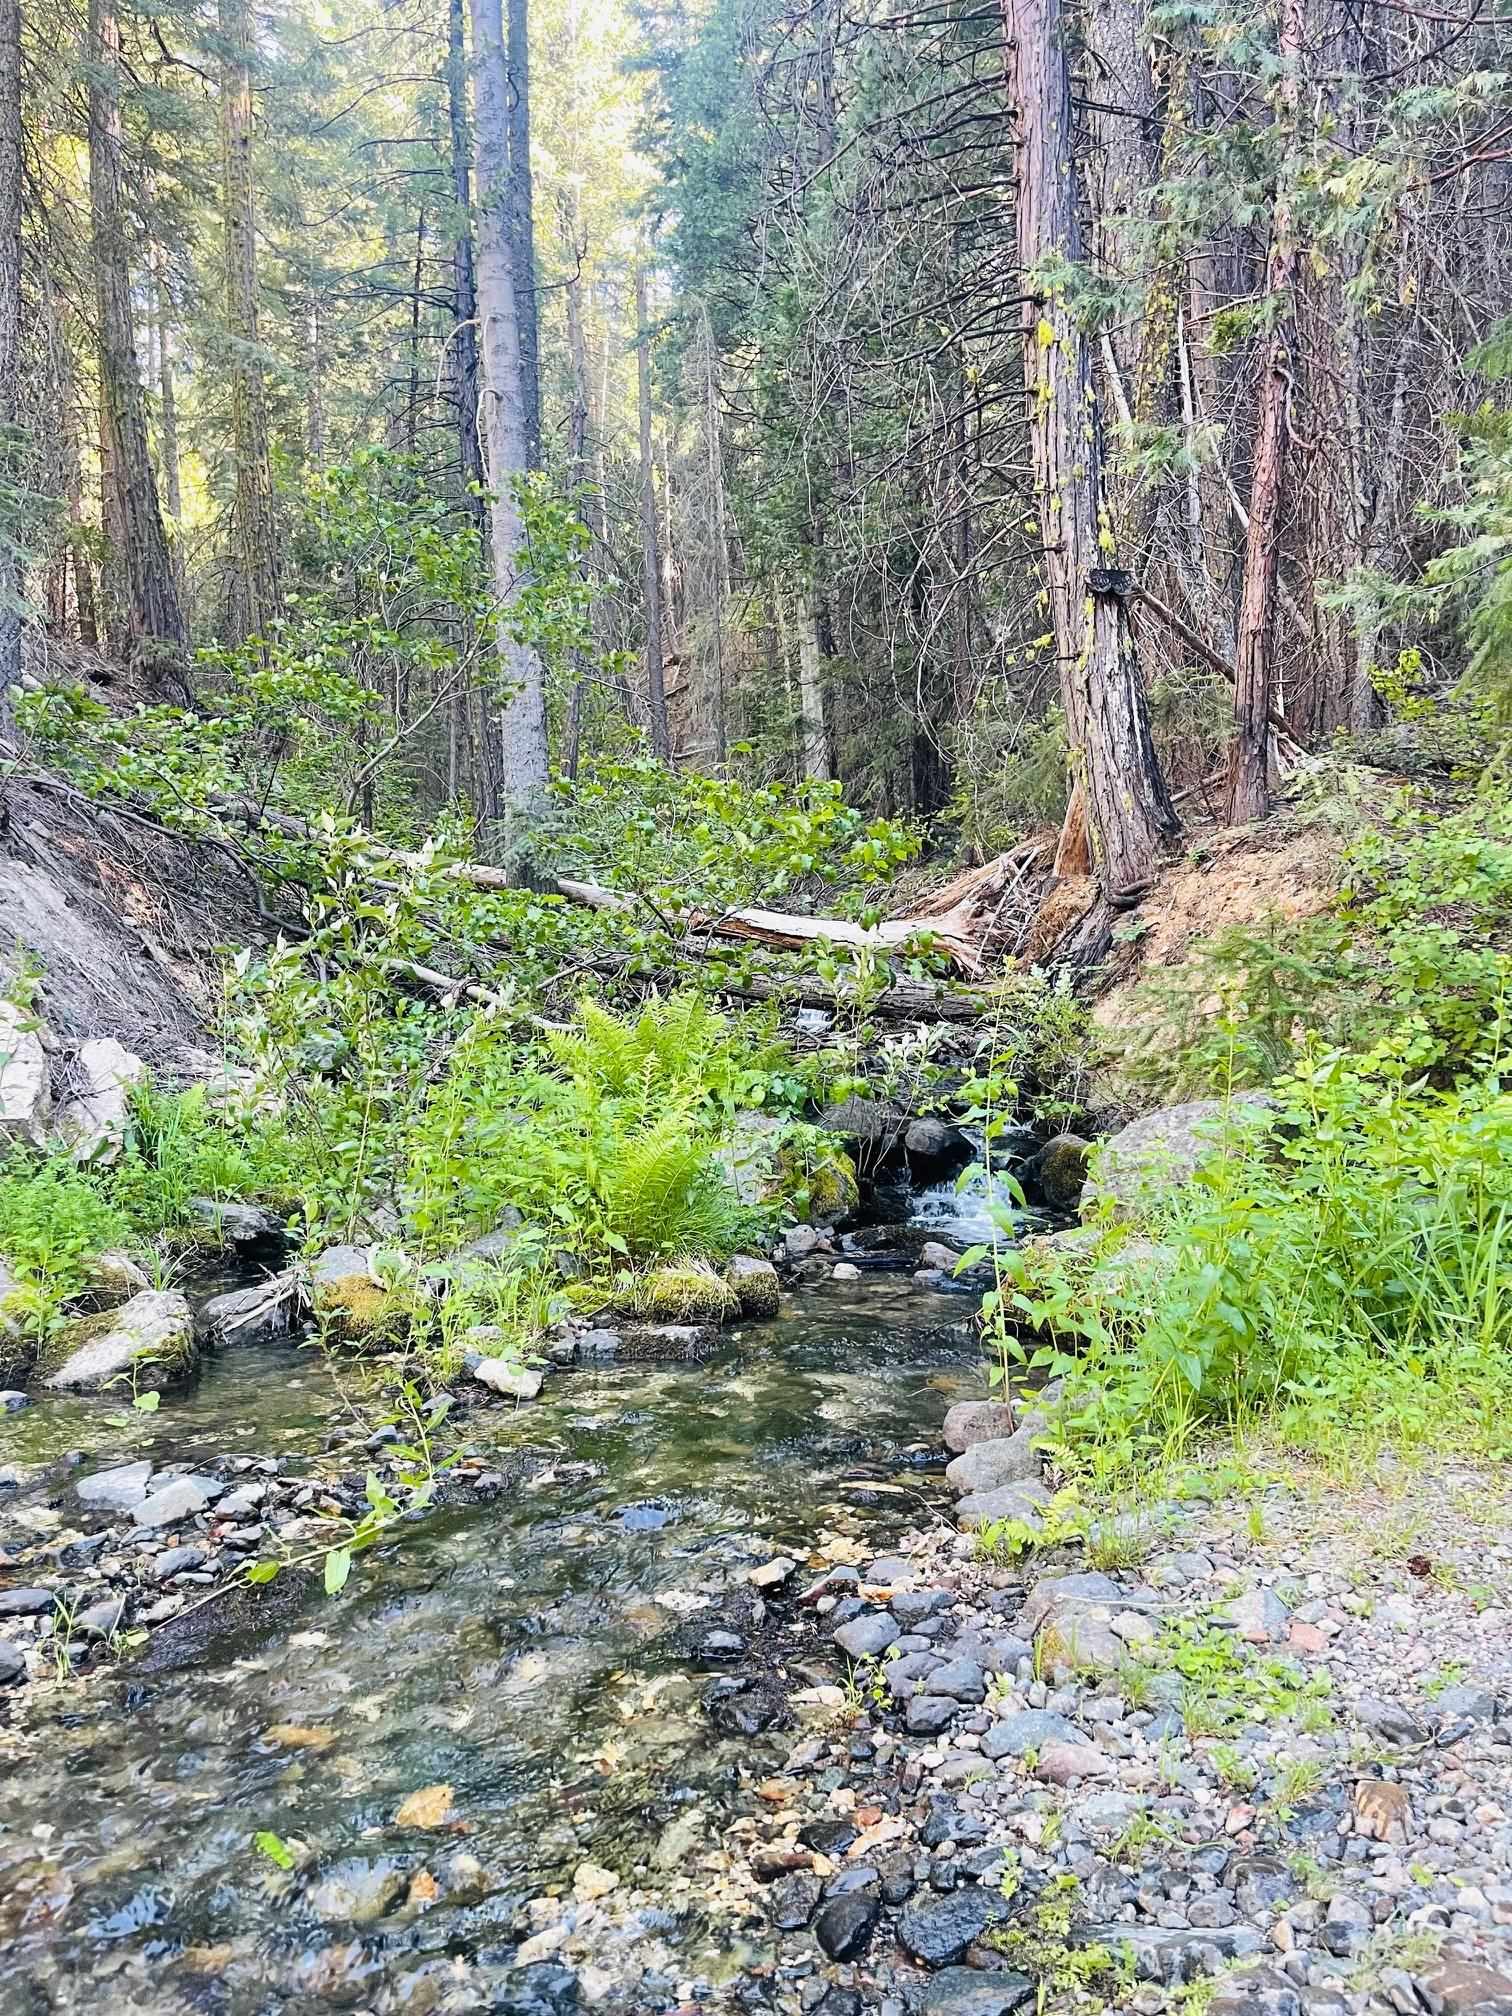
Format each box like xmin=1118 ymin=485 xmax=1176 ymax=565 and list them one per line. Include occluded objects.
xmin=773 ymin=1146 xmax=860 ymax=1229
xmin=38 ymin=1290 xmax=197 ymax=1392
xmin=724 ymin=1254 xmax=780 ymax=1319
xmin=309 ymin=1243 xmax=409 ymax=1348
xmin=1032 ymin=1134 xmax=1090 ymax=1211
xmin=622 ymin=1264 xmax=740 ymax=1324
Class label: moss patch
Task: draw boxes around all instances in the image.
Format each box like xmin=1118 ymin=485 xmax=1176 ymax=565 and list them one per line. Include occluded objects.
xmin=774 ymin=1146 xmax=860 ymax=1227
xmin=312 ymin=1275 xmax=409 ymax=1348
xmin=619 ymin=1263 xmax=740 ymax=1324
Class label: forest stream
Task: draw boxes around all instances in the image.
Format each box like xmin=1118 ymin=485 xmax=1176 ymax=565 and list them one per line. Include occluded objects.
xmin=0 ymin=1188 xmax=1015 ymax=2016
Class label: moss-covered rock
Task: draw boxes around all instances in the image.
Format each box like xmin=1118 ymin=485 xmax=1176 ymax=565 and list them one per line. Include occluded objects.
xmin=622 ymin=1262 xmax=740 ymax=1324
xmin=774 ymin=1145 xmax=860 ymax=1228
xmin=38 ymin=1289 xmax=196 ymax=1393
xmin=309 ymin=1244 xmax=409 ymax=1347
xmin=1031 ymin=1134 xmax=1090 ymax=1211
xmin=724 ymin=1254 xmax=780 ymax=1318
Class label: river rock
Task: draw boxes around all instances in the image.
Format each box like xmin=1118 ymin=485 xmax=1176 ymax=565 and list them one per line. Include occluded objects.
xmin=0 ymin=1587 xmax=55 ymax=1616
xmin=955 ymin=1480 xmax=1050 ymax=1533
xmin=819 ymin=1095 xmax=900 ymax=1157
xmin=945 ymin=1425 xmax=1043 ymax=1495
xmin=942 ymin=1400 xmax=1018 ymax=1453
xmin=905 ymin=1117 xmax=969 ymax=1174
xmin=190 ymin=1196 xmax=285 ymax=1247
xmin=0 ymin=1388 xmax=27 ymax=1409
xmin=813 ymin=1890 xmax=879 ymax=1959
xmin=40 ymin=1290 xmax=196 ymax=1393
xmin=54 ymin=1038 xmax=145 ymax=1164
xmin=981 ymin=1708 xmax=1081 ymax=1760
xmin=906 ymin=1693 xmax=960 ymax=1735
xmin=768 ymin=1871 xmax=822 ymax=1930
xmin=898 ymin=1885 xmax=996 ymax=1965
xmin=0 ymin=1001 xmax=50 ymax=1149
xmin=834 ymin=1612 xmax=900 ymax=1660
xmin=75 ymin=1458 xmax=154 ymax=1512
xmin=471 ymin=1356 xmax=543 ymax=1401
xmin=725 ymin=1254 xmax=780 ymax=1317
xmin=613 ymin=1322 xmax=717 ymax=1362
xmin=132 ymin=1473 xmax=222 ymax=1529
xmin=918 ymin=1239 xmax=964 ymax=1272
xmin=1081 ymin=1922 xmax=1263 ymax=1985
xmin=307 ymin=1858 xmax=407 ymax=1926
xmin=923 ymin=1969 xmax=1035 ymax=2015
xmin=1084 ymin=1097 xmax=1270 ymax=1220
xmin=150 ymin=1545 xmax=207 ymax=1582
xmin=0 ymin=1639 xmax=24 ymax=1685
xmin=198 ymin=1270 xmax=300 ymax=1346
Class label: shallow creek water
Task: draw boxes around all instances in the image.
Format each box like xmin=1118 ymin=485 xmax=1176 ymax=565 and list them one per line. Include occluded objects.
xmin=0 ymin=1275 xmax=988 ymax=2014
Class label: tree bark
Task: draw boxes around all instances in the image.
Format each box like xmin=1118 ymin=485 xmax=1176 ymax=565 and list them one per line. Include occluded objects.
xmin=469 ymin=0 xmax=549 ymax=838
xmin=796 ymin=589 xmax=829 ymax=782
xmin=87 ymin=0 xmax=187 ymax=685
xmin=0 ymin=0 xmax=20 ymax=701
xmin=1004 ymin=0 xmax=1177 ymax=899
xmin=505 ymin=0 xmax=541 ymax=469
xmin=447 ymin=0 xmax=485 ymax=527
xmin=219 ymin=0 xmax=278 ymax=645
xmin=636 ymin=260 xmax=670 ymax=760
xmin=152 ymin=255 xmax=183 ymax=524
xmin=1225 ymin=0 xmax=1303 ymax=823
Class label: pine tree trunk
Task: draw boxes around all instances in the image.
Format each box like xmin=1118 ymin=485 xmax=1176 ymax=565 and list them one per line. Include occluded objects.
xmin=505 ymin=0 xmax=540 ymax=469
xmin=469 ymin=0 xmax=549 ymax=836
xmin=1004 ymin=0 xmax=1177 ymax=898
xmin=0 ymin=0 xmax=21 ymax=704
xmin=796 ymin=589 xmax=829 ymax=782
xmin=152 ymin=257 xmax=183 ymax=523
xmin=1226 ymin=0 xmax=1302 ymax=823
xmin=87 ymin=0 xmax=187 ymax=685
xmin=219 ymin=0 xmax=278 ymax=644
xmin=637 ymin=261 xmax=670 ymax=761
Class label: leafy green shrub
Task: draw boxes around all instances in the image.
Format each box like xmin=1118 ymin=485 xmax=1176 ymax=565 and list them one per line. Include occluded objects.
xmin=993 ymin=1038 xmax=1512 ymax=1466
xmin=0 ymin=1154 xmax=131 ymax=1334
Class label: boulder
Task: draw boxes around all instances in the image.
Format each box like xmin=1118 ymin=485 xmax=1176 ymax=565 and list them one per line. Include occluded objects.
xmin=942 ymin=1400 xmax=1019 ymax=1453
xmin=54 ymin=1038 xmax=146 ymax=1164
xmin=81 ymin=1250 xmax=151 ymax=1307
xmin=0 ymin=1001 xmax=50 ymax=1149
xmin=197 ymin=1270 xmax=300 ymax=1346
xmin=472 ymin=1357 xmax=544 ymax=1401
xmin=712 ymin=1110 xmax=786 ymax=1206
xmin=1027 ymin=1133 xmax=1090 ymax=1210
xmin=309 ymin=1244 xmax=406 ymax=1346
xmin=724 ymin=1254 xmax=780 ymax=1318
xmin=75 ymin=1459 xmax=154 ymax=1512
xmin=955 ymin=1480 xmax=1050 ymax=1534
xmin=611 ymin=1323 xmax=717 ymax=1362
xmin=627 ymin=1263 xmax=739 ymax=1324
xmin=918 ymin=1239 xmax=964 ymax=1272
xmin=904 ymin=1117 xmax=970 ymax=1176
xmin=39 ymin=1289 xmax=196 ymax=1394
xmin=189 ymin=1197 xmax=285 ymax=1249
xmin=818 ymin=1095 xmax=902 ymax=1160
xmin=945 ymin=1424 xmax=1043 ymax=1496
xmin=776 ymin=1144 xmax=860 ymax=1227
xmin=1084 ymin=1096 xmax=1270 ymax=1220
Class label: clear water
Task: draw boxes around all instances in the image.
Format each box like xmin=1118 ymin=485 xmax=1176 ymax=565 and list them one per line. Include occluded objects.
xmin=0 ymin=1275 xmax=988 ymax=2014
xmin=908 ymin=1161 xmax=1040 ymax=1248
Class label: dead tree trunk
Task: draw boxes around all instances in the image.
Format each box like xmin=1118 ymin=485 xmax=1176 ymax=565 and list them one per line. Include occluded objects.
xmin=87 ymin=0 xmax=187 ymax=686
xmin=1004 ymin=0 xmax=1177 ymax=900
xmin=636 ymin=260 xmax=670 ymax=761
xmin=469 ymin=0 xmax=549 ymax=838
xmin=219 ymin=0 xmax=279 ymax=645
xmin=1226 ymin=0 xmax=1302 ymax=823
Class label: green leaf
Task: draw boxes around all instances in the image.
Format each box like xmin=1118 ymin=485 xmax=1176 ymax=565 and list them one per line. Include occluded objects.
xmin=133 ymin=1390 xmax=161 ymax=1412
xmin=247 ymin=1560 xmax=282 ymax=1585
xmin=254 ymin=1830 xmax=295 ymax=1870
xmin=324 ymin=1547 xmax=352 ymax=1595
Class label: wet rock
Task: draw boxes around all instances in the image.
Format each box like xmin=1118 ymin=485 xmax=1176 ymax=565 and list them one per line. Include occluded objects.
xmin=613 ymin=1322 xmax=717 ymax=1362
xmin=831 ymin=1261 xmax=861 ymax=1281
xmin=980 ymin=1709 xmax=1081 ymax=1760
xmin=699 ymin=1630 xmax=746 ymax=1660
xmin=1031 ymin=1132 xmax=1089 ymax=1210
xmin=75 ymin=1459 xmax=153 ymax=1513
xmin=0 ymin=1001 xmax=50 ymax=1149
xmin=492 ymin=1961 xmax=580 ymax=2012
xmin=573 ymin=1327 xmax=622 ymax=1362
xmin=0 ymin=1586 xmax=55 ymax=1616
xmin=726 ymin=1254 xmax=781 ymax=1317
xmin=472 ymin=1356 xmax=544 ymax=1401
xmin=906 ymin=1118 xmax=969 ymax=1173
xmin=921 ymin=1798 xmax=989 ymax=1848
xmin=813 ymin=1889 xmax=879 ymax=1959
xmin=923 ymin=1970 xmax=1035 ymax=2015
xmin=307 ymin=1858 xmax=407 ymax=1926
xmin=132 ymin=1474 xmax=221 ymax=1529
xmin=40 ymin=1290 xmax=196 ymax=1394
xmin=76 ymin=1596 xmax=125 ymax=1639
xmin=919 ymin=1239 xmax=964 ymax=1272
xmin=942 ymin=1401 xmax=1019 ymax=1454
xmin=784 ymin=1225 xmax=825 ymax=1262
xmin=197 ymin=1271 xmax=299 ymax=1346
xmin=0 ymin=1389 xmax=27 ymax=1410
xmin=0 ymin=1639 xmax=23 ymax=1685
xmin=800 ymin=1818 xmax=858 ymax=1856
xmin=1084 ymin=1097 xmax=1269 ymax=1220
xmin=834 ymin=1612 xmax=900 ymax=1661
xmin=54 ymin=1038 xmax=145 ymax=1164
xmin=190 ymin=1196 xmax=284 ymax=1247
xmin=945 ymin=1428 xmax=1043 ymax=1496
xmin=898 ymin=1885 xmax=996 ymax=1965
xmin=749 ymin=1556 xmax=796 ymax=1589
xmin=769 ymin=1871 xmax=822 ymax=1930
